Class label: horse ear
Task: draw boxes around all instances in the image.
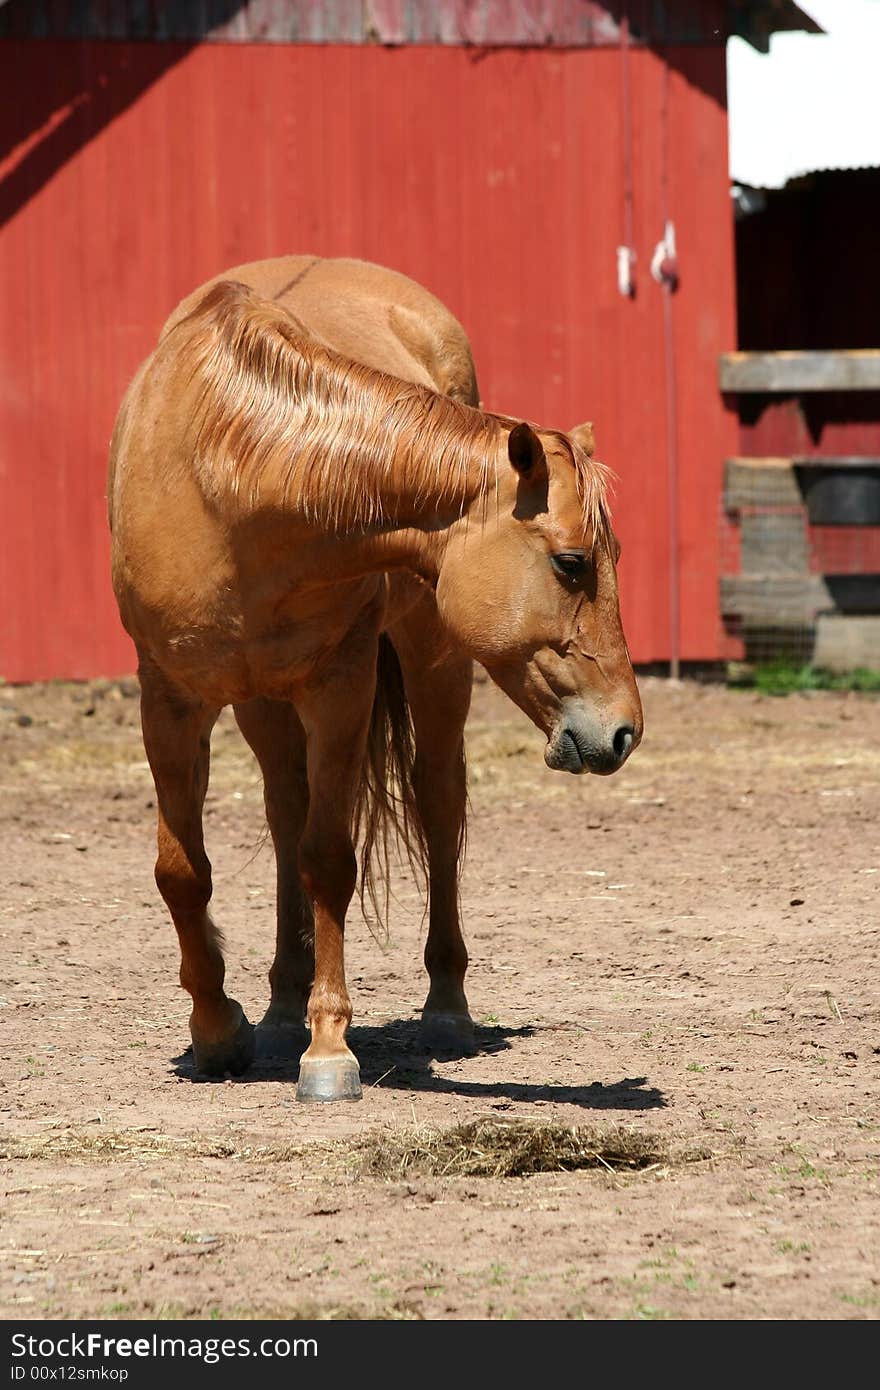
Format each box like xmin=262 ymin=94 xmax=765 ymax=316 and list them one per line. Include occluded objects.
xmin=569 ymin=421 xmax=595 ymax=457
xmin=508 ymin=422 xmax=546 ymax=482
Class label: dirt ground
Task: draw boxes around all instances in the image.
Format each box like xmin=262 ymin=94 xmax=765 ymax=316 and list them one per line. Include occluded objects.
xmin=1 ymin=671 xmax=879 ymax=1321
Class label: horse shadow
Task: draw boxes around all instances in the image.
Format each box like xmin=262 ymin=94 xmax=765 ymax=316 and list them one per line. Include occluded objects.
xmin=170 ymin=1017 xmax=666 ymax=1111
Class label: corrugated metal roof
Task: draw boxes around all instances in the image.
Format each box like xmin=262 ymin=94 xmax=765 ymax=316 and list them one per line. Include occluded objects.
xmin=728 ymin=0 xmax=880 ymax=188
xmin=0 ymin=0 xmax=818 ymax=45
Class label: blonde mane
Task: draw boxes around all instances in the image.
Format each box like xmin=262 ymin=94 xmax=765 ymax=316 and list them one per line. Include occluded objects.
xmin=171 ymin=279 xmax=611 ymax=539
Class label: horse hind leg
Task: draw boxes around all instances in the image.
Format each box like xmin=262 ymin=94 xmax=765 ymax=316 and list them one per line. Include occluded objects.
xmin=233 ymin=697 xmax=313 ymax=1058
xmin=139 ymin=661 xmax=255 ymax=1076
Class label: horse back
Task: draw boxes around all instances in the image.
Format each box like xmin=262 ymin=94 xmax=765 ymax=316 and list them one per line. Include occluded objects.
xmin=162 ymin=255 xmax=480 ymax=407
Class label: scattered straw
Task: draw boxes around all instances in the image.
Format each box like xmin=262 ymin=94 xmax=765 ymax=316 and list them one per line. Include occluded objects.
xmin=348 ymin=1118 xmax=667 ymax=1180
xmin=0 ymin=1132 xmax=240 ymax=1162
xmin=2 ymin=1119 xmax=680 ymax=1181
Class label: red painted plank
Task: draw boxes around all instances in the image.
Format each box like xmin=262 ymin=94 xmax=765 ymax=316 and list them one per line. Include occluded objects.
xmin=739 ymin=401 xmax=880 ymax=460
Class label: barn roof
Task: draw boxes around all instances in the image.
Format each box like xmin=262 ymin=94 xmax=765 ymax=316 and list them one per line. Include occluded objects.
xmin=0 ymin=1 xmax=819 ymax=48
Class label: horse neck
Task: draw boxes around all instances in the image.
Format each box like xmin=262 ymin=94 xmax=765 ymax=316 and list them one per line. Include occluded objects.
xmin=325 ymin=463 xmax=499 ymax=586
xmin=255 ymin=375 xmax=505 ymax=553
xmin=180 ymin=286 xmax=506 ymax=575
xmin=306 ymin=379 xmax=504 ymax=534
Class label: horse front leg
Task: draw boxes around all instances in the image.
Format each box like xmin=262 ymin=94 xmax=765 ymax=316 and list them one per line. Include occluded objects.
xmin=234 ymin=697 xmax=313 ymax=1057
xmin=387 ymin=594 xmax=474 ymax=1049
xmin=293 ymin=652 xmax=376 ymax=1103
xmin=139 ymin=659 xmax=255 ymax=1076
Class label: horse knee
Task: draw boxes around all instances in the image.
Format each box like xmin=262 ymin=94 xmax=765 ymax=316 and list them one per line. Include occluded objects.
xmin=155 ymin=853 xmax=212 ymax=917
xmin=299 ymin=836 xmax=357 ymax=913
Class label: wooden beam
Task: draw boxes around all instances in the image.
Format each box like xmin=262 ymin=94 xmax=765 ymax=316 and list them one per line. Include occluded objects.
xmin=725 ymin=457 xmax=880 ymax=514
xmin=719 ymin=351 xmax=880 ymax=393
xmin=722 ymin=573 xmax=880 ymax=622
xmin=814 ymin=615 xmax=880 ymax=672
xmin=724 ymin=458 xmax=803 ymax=511
xmin=720 ymin=574 xmax=832 ymax=623
xmin=739 ymin=513 xmax=809 ymax=574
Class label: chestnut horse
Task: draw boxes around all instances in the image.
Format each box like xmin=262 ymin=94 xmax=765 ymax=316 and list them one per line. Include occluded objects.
xmin=108 ymin=257 xmax=643 ymax=1102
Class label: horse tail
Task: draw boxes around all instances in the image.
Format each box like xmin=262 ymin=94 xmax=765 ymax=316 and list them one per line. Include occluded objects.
xmin=354 ymin=632 xmax=429 ymax=937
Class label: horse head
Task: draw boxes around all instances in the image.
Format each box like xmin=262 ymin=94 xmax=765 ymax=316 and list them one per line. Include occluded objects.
xmin=436 ymin=421 xmax=643 ymax=775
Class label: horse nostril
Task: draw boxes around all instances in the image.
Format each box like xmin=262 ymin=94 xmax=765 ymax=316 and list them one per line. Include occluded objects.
xmin=613 ymin=724 xmax=634 ymax=762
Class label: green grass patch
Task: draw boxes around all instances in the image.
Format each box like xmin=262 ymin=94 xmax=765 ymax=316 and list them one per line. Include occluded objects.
xmin=731 ymin=662 xmax=880 ymax=696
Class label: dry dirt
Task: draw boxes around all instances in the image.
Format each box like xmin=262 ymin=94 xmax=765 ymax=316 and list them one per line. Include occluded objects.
xmin=1 ymin=673 xmax=879 ymax=1321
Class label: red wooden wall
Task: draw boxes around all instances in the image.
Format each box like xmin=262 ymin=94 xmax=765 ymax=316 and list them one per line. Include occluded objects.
xmin=0 ymin=40 xmax=737 ymax=680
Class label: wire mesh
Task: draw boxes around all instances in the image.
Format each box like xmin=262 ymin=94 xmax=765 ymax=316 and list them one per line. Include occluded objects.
xmin=719 ymin=462 xmax=880 ymax=670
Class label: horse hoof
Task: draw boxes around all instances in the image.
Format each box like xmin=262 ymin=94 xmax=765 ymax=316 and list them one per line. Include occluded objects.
xmin=419 ymin=1011 xmax=476 ymax=1052
xmin=192 ymin=1008 xmax=255 ymax=1077
xmin=296 ymin=1054 xmax=362 ymax=1103
xmin=255 ymin=1020 xmax=307 ymax=1060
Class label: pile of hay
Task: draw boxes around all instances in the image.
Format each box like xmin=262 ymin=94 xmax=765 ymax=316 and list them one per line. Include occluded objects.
xmin=350 ymin=1118 xmax=667 ymax=1180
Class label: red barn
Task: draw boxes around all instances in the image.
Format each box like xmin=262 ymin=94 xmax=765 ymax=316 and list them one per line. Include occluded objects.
xmin=0 ymin=0 xmax=816 ymax=680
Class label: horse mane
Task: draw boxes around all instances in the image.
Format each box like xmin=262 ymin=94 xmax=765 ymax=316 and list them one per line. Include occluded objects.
xmin=171 ymin=279 xmax=612 ymax=540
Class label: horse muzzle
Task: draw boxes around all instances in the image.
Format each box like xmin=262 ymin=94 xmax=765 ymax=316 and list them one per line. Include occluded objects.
xmin=544 ymin=704 xmax=638 ymax=775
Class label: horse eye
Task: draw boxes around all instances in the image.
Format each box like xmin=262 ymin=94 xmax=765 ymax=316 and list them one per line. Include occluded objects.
xmin=551 ymin=552 xmax=587 ymax=579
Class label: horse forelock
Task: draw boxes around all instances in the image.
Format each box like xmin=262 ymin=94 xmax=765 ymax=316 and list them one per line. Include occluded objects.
xmin=546 ymin=429 xmax=614 ymax=552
